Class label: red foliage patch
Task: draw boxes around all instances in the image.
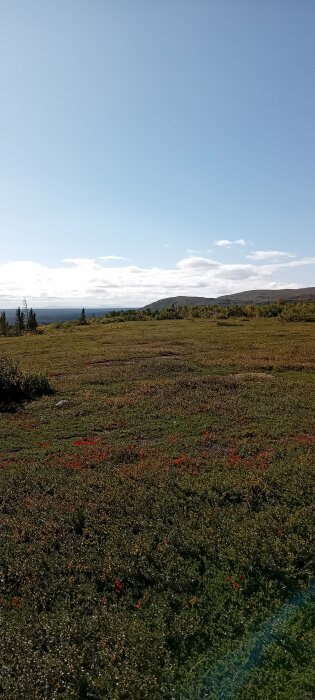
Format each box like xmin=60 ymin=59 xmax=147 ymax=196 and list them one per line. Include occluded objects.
xmin=228 ymin=449 xmax=242 ymax=466
xmin=226 ymin=574 xmax=246 ymax=590
xmin=134 ymin=593 xmax=147 ymax=609
xmin=174 ymin=454 xmax=188 ymax=466
xmin=290 ymin=433 xmax=315 ymax=446
xmin=201 ymin=449 xmax=210 ymax=458
xmin=0 ymin=453 xmax=16 ymax=470
xmin=46 ymin=444 xmax=108 ymax=470
xmin=228 ymin=447 xmax=274 ymax=470
xmin=73 ymin=437 xmax=97 ymax=446
xmin=201 ymin=431 xmax=211 ymax=440
xmin=114 ymin=578 xmax=123 ymax=593
xmin=0 ymin=596 xmax=22 ymax=608
xmin=16 ymin=421 xmax=37 ymax=430
xmin=59 ymin=457 xmax=85 ymax=470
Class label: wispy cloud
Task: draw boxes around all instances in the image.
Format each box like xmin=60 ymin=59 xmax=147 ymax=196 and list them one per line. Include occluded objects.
xmin=98 ymin=255 xmax=127 ymax=261
xmin=177 ymin=257 xmax=220 ymax=270
xmin=62 ymin=256 xmax=126 ymax=265
xmin=247 ymin=250 xmax=296 ymax=261
xmin=215 ymin=239 xmax=247 ymax=247
xmin=268 ymin=257 xmax=315 ymax=269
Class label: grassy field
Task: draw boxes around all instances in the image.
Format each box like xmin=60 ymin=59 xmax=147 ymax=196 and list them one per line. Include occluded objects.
xmin=0 ymin=318 xmax=314 ymax=699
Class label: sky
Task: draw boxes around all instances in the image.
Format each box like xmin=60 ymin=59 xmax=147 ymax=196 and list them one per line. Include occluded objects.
xmin=0 ymin=0 xmax=314 ymax=307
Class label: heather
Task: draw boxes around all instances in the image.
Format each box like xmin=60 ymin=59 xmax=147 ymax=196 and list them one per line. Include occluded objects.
xmin=0 ymin=318 xmax=314 ymax=699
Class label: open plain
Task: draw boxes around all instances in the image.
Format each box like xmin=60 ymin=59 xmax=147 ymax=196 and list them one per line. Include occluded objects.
xmin=0 ymin=318 xmax=314 ymax=699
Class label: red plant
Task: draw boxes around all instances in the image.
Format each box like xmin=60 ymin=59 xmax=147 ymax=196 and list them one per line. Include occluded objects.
xmin=73 ymin=437 xmax=97 ymax=446
xmin=290 ymin=434 xmax=314 ymax=446
xmin=174 ymin=455 xmax=188 ymax=466
xmin=134 ymin=593 xmax=147 ymax=609
xmin=201 ymin=449 xmax=210 ymax=458
xmin=114 ymin=578 xmax=123 ymax=593
xmin=229 ymin=449 xmax=242 ymax=466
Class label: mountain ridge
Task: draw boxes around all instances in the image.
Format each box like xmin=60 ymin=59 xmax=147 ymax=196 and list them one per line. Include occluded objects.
xmin=142 ymin=287 xmax=315 ymax=311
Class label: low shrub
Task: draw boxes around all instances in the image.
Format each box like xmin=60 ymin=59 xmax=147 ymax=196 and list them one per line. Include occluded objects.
xmin=0 ymin=355 xmax=24 ymax=399
xmin=23 ymin=373 xmax=53 ymax=398
xmin=0 ymin=354 xmax=53 ymax=404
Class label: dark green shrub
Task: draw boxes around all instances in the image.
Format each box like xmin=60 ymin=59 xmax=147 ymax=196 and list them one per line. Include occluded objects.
xmin=23 ymin=373 xmax=53 ymax=398
xmin=0 ymin=355 xmax=25 ymax=399
xmin=0 ymin=354 xmax=53 ymax=404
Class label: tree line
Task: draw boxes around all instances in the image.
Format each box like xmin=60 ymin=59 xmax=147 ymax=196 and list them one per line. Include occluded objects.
xmin=0 ymin=307 xmax=38 ymax=336
xmin=95 ymin=299 xmax=315 ymax=323
xmin=1 ymin=302 xmax=313 ymax=336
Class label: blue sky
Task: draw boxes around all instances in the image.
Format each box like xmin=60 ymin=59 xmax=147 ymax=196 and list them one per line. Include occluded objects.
xmin=0 ymin=0 xmax=314 ymax=306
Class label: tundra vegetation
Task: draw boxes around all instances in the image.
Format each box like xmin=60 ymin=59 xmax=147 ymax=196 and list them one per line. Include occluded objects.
xmin=0 ymin=315 xmax=314 ymax=699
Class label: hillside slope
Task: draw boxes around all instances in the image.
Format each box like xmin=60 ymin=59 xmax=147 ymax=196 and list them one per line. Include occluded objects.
xmin=142 ymin=287 xmax=315 ymax=311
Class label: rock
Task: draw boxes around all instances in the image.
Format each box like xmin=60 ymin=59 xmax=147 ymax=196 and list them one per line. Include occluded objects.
xmin=55 ymin=400 xmax=69 ymax=407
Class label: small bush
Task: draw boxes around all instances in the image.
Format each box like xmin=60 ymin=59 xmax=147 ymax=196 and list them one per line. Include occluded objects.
xmin=23 ymin=373 xmax=53 ymax=398
xmin=0 ymin=354 xmax=53 ymax=404
xmin=0 ymin=355 xmax=24 ymax=399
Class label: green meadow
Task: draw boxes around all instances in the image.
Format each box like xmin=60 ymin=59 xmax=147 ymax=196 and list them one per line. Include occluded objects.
xmin=0 ymin=318 xmax=314 ymax=699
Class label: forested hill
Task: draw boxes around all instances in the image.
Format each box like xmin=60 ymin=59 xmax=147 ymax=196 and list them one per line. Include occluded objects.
xmin=142 ymin=287 xmax=315 ymax=311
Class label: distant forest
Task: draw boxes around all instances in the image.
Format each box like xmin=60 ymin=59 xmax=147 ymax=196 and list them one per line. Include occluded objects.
xmin=49 ymin=300 xmax=315 ymax=327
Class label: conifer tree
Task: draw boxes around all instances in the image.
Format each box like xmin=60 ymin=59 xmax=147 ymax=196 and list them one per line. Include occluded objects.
xmin=79 ymin=308 xmax=87 ymax=324
xmin=28 ymin=308 xmax=38 ymax=332
xmin=0 ymin=311 xmax=8 ymax=336
xmin=15 ymin=307 xmax=25 ymax=334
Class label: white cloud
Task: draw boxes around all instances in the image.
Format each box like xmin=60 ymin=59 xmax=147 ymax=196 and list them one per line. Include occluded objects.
xmin=98 ymin=255 xmax=127 ymax=261
xmin=283 ymin=257 xmax=315 ymax=267
xmin=63 ymin=256 xmax=126 ymax=264
xmin=247 ymin=250 xmax=296 ymax=261
xmin=177 ymin=257 xmax=220 ymax=270
xmin=0 ymin=255 xmax=313 ymax=308
xmin=215 ymin=239 xmax=247 ymax=247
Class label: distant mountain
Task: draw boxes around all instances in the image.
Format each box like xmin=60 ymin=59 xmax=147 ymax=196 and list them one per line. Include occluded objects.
xmin=142 ymin=288 xmax=315 ymax=312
